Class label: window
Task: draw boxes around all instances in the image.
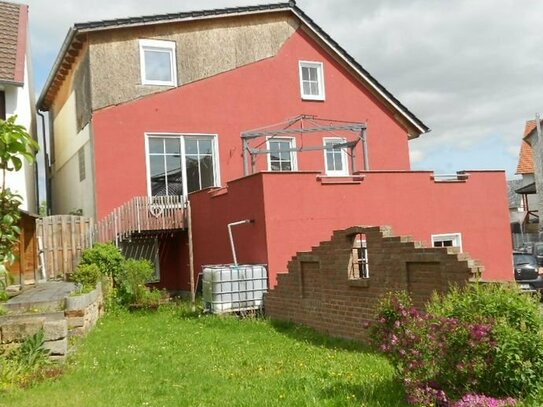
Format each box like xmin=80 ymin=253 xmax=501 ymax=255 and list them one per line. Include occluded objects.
xmin=432 ymin=233 xmax=462 ymax=251
xmin=146 ymin=134 xmax=219 ymax=197
xmin=299 ymin=61 xmax=325 ymax=100
xmin=139 ymin=39 xmax=177 ymax=86
xmin=323 ymin=137 xmax=348 ymax=176
xmin=350 ymin=233 xmax=369 ymax=279
xmin=78 ymin=147 xmax=85 ymax=181
xmin=267 ymin=137 xmax=297 ymax=171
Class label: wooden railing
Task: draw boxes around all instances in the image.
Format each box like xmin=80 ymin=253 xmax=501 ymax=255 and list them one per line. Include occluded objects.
xmin=94 ymin=195 xmax=186 ymax=244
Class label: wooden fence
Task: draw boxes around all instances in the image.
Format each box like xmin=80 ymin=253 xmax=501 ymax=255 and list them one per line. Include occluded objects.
xmin=36 ymin=196 xmax=186 ymax=279
xmin=36 ymin=215 xmax=94 ymax=280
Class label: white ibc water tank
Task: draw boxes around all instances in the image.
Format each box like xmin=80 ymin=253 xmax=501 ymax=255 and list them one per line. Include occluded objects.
xmin=202 ymin=264 xmax=268 ymax=314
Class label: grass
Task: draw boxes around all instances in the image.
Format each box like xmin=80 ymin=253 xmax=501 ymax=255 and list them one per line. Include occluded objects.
xmin=0 ymin=303 xmax=408 ymax=407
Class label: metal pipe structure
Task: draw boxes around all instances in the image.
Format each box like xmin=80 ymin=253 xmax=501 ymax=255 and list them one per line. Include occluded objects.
xmin=361 ymin=128 xmax=369 ymax=171
xmin=228 ymin=219 xmax=254 ymax=266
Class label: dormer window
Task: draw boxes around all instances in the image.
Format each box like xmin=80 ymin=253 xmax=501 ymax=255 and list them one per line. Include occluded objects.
xmin=299 ymin=61 xmax=325 ymax=100
xmin=139 ymin=39 xmax=177 ymax=86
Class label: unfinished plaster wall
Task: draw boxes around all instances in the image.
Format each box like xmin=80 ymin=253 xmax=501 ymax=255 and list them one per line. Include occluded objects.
xmin=264 ymin=226 xmax=478 ymax=342
xmin=88 ymin=12 xmax=298 ymax=110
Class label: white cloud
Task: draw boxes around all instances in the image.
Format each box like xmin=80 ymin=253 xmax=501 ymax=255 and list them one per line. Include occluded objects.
xmin=409 ymin=149 xmax=425 ymax=165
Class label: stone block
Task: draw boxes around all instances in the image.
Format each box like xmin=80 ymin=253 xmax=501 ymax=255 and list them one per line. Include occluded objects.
xmin=43 ymin=338 xmax=67 ymax=356
xmin=67 ymin=317 xmax=85 ymax=329
xmin=1 ymin=320 xmax=43 ymax=343
xmin=44 ymin=319 xmax=68 ymax=341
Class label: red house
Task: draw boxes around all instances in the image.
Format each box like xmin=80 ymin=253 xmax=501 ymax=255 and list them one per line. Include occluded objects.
xmin=38 ymin=1 xmax=512 ymax=293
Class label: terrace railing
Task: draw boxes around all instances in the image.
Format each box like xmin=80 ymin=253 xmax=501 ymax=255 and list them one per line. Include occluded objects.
xmin=94 ymin=195 xmax=186 ymax=244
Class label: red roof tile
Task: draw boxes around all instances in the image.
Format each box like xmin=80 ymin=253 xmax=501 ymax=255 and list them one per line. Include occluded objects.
xmin=516 ymin=120 xmax=535 ymax=174
xmin=0 ymin=1 xmax=27 ymax=84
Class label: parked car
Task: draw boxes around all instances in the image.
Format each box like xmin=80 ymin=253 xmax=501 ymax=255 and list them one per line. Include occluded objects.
xmin=516 ymin=242 xmax=534 ymax=254
xmin=513 ymin=251 xmax=543 ymax=293
xmin=533 ymin=242 xmax=543 ymax=266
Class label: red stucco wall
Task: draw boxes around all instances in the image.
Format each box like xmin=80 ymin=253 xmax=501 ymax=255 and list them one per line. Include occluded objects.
xmin=190 ymin=171 xmax=512 ymax=287
xmin=91 ymin=28 xmax=412 ymax=219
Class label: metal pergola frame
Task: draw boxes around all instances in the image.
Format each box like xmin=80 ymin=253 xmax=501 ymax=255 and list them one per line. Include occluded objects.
xmin=240 ymin=115 xmax=369 ymax=176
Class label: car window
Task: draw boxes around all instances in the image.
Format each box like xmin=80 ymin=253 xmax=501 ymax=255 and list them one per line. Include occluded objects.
xmin=536 ymin=245 xmax=543 ymax=255
xmin=514 ymin=254 xmax=538 ymax=267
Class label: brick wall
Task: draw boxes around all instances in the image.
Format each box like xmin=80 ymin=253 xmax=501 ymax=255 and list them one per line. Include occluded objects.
xmin=264 ymin=226 xmax=480 ymax=342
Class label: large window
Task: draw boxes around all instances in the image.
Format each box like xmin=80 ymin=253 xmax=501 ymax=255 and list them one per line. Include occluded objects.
xmin=146 ymin=134 xmax=219 ymax=197
xmin=139 ymin=39 xmax=177 ymax=86
xmin=323 ymin=137 xmax=348 ymax=176
xmin=267 ymin=137 xmax=297 ymax=171
xmin=299 ymin=61 xmax=325 ymax=100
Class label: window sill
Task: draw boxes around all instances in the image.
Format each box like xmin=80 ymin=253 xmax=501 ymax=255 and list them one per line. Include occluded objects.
xmin=348 ymin=279 xmax=369 ymax=288
xmin=301 ymin=96 xmax=325 ymax=102
xmin=317 ymin=175 xmax=364 ymax=185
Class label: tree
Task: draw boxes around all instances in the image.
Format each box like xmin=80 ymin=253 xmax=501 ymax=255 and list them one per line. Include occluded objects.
xmin=0 ymin=115 xmax=39 ymax=289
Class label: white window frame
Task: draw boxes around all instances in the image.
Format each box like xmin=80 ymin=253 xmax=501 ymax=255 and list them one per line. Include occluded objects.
xmin=298 ymin=61 xmax=325 ymax=101
xmin=139 ymin=39 xmax=178 ymax=86
xmin=431 ymin=233 xmax=463 ymax=251
xmin=323 ymin=137 xmax=349 ymax=176
xmin=144 ymin=133 xmax=221 ymax=198
xmin=266 ymin=136 xmax=298 ymax=172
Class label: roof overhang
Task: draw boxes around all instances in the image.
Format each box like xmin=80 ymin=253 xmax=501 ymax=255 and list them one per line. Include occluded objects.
xmin=38 ymin=1 xmax=430 ymax=137
xmin=515 ymin=182 xmax=536 ymax=195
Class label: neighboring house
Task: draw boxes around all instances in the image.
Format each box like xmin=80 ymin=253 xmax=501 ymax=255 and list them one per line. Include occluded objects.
xmin=513 ymin=120 xmax=538 ymax=232
xmin=37 ymin=1 xmax=512 ymax=292
xmin=0 ymin=0 xmax=37 ymax=213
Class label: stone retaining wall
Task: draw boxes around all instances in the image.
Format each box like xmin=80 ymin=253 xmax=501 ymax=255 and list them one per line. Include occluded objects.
xmin=0 ymin=283 xmax=103 ymax=360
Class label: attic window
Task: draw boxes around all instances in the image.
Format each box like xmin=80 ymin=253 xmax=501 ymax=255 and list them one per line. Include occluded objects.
xmin=299 ymin=61 xmax=325 ymax=101
xmin=139 ymin=39 xmax=177 ymax=86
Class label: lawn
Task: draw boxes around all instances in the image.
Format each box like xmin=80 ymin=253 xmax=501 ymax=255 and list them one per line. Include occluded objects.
xmin=0 ymin=303 xmax=408 ymax=407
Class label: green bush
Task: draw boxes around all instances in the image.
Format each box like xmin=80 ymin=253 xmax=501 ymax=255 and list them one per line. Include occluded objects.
xmin=370 ymin=284 xmax=543 ymax=404
xmin=72 ymin=263 xmax=101 ymax=292
xmin=430 ymin=283 xmax=543 ymax=398
xmin=116 ymin=259 xmax=155 ymax=305
xmin=79 ymin=243 xmax=125 ymax=280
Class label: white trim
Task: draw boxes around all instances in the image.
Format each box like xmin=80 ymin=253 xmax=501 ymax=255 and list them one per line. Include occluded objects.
xmin=298 ymin=60 xmax=325 ymax=101
xmin=139 ymin=39 xmax=178 ymax=86
xmin=291 ymin=10 xmax=426 ymax=134
xmin=431 ymin=233 xmax=463 ymax=251
xmin=144 ymin=133 xmax=220 ymax=198
xmin=266 ymin=136 xmax=298 ymax=171
xmin=323 ymin=137 xmax=349 ymax=176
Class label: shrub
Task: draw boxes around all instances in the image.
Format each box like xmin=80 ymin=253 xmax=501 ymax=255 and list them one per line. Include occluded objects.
xmin=79 ymin=243 xmax=125 ymax=280
xmin=116 ymin=259 xmax=155 ymax=305
xmin=72 ymin=263 xmax=101 ymax=292
xmin=430 ymin=284 xmax=543 ymax=398
xmin=370 ymin=284 xmax=543 ymax=405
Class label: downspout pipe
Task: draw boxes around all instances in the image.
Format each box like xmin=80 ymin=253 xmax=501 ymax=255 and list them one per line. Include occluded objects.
xmin=228 ymin=219 xmax=254 ymax=266
xmin=37 ymin=110 xmax=50 ymax=215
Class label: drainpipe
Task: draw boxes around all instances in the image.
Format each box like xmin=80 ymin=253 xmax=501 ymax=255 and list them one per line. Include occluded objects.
xmin=37 ymin=110 xmax=50 ymax=215
xmin=228 ymin=219 xmax=254 ymax=266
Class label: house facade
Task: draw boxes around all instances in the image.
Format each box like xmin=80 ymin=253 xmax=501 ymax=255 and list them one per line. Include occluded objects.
xmin=0 ymin=0 xmax=37 ymax=213
xmin=38 ymin=2 xmax=512 ymax=291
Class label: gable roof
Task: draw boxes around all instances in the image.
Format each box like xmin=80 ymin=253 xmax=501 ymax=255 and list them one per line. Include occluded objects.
xmin=0 ymin=1 xmax=28 ymax=86
xmin=38 ymin=1 xmax=429 ymax=135
xmin=516 ymin=120 xmax=535 ymax=175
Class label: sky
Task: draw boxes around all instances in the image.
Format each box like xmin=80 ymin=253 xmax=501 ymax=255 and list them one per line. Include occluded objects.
xmin=16 ymin=0 xmax=543 ymax=180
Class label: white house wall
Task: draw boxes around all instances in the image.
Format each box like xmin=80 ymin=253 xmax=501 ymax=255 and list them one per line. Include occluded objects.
xmin=51 ymin=137 xmax=94 ymax=217
xmin=3 ymin=58 xmax=37 ymax=213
